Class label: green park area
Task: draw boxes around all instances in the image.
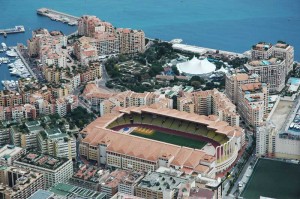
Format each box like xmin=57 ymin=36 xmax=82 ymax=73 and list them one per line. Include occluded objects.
xmin=131 ymin=130 xmax=207 ymax=149
xmin=241 ymin=158 xmax=300 ymax=199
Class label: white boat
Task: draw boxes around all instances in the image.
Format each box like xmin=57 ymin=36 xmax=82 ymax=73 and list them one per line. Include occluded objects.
xmin=6 ymin=49 xmax=18 ymax=57
xmin=170 ymin=39 xmax=183 ymax=44
xmin=1 ymin=43 xmax=7 ymax=51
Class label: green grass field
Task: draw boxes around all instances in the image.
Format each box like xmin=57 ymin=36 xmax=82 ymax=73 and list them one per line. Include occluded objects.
xmin=131 ymin=130 xmax=207 ymax=149
xmin=241 ymin=158 xmax=300 ymax=199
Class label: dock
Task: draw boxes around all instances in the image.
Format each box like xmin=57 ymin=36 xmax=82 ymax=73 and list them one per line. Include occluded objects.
xmin=14 ymin=47 xmax=38 ymax=80
xmin=37 ymin=8 xmax=79 ymax=26
xmin=172 ymin=43 xmax=246 ymax=58
xmin=0 ymin=26 xmax=25 ymax=35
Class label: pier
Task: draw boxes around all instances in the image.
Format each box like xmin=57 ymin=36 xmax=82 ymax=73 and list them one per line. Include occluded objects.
xmin=37 ymin=8 xmax=79 ymax=26
xmin=14 ymin=47 xmax=38 ymax=80
xmin=172 ymin=43 xmax=246 ymax=58
xmin=0 ymin=26 xmax=25 ymax=35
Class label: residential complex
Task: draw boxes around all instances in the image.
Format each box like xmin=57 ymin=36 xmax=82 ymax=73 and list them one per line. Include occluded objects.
xmin=0 ymin=145 xmax=26 ymax=165
xmin=10 ymin=121 xmax=44 ymax=150
xmin=256 ymin=122 xmax=276 ymax=157
xmin=100 ymin=169 xmax=129 ymax=199
xmin=135 ymin=172 xmax=191 ymax=199
xmin=37 ymin=128 xmax=76 ymax=160
xmin=70 ymin=165 xmax=110 ymax=191
xmin=82 ymin=83 xmax=173 ymax=116
xmin=177 ymin=89 xmax=240 ymax=127
xmin=0 ymin=81 xmax=79 ymax=121
xmin=49 ymin=183 xmax=107 ymax=199
xmin=78 ymin=15 xmax=145 ymax=55
xmin=118 ymin=171 xmax=144 ymax=196
xmin=237 ymin=83 xmax=269 ymax=128
xmin=0 ymin=165 xmax=44 ymax=199
xmin=246 ymin=42 xmax=294 ymax=92
xmin=225 ymin=72 xmax=261 ymax=105
xmin=79 ymin=106 xmax=245 ymax=177
xmin=14 ymin=152 xmax=73 ymax=189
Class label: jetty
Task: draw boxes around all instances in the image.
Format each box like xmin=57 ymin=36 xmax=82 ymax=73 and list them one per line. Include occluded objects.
xmin=172 ymin=43 xmax=246 ymax=58
xmin=37 ymin=8 xmax=79 ymax=26
xmin=0 ymin=26 xmax=25 ymax=35
xmin=14 ymin=47 xmax=38 ymax=80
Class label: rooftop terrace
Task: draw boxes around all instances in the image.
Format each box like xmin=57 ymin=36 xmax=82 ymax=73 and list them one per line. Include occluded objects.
xmin=50 ymin=183 xmax=106 ymax=199
xmin=137 ymin=172 xmax=187 ymax=192
xmin=16 ymin=152 xmax=68 ymax=170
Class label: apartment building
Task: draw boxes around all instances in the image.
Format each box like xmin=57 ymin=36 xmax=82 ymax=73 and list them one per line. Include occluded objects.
xmin=77 ymin=15 xmax=145 ymax=55
xmin=0 ymin=128 xmax=10 ymax=147
xmin=237 ymin=83 xmax=269 ymax=128
xmin=37 ymin=128 xmax=76 ymax=160
xmin=0 ymin=145 xmax=26 ymax=165
xmin=100 ymin=170 xmax=129 ymax=199
xmin=0 ymin=165 xmax=44 ymax=199
xmin=118 ymin=171 xmax=144 ymax=196
xmin=256 ymin=122 xmax=276 ymax=157
xmin=55 ymin=95 xmax=78 ymax=117
xmin=41 ymin=49 xmax=66 ymax=68
xmin=10 ymin=121 xmax=44 ymax=150
xmin=70 ymin=165 xmax=110 ymax=191
xmin=0 ymin=90 xmax=23 ymax=108
xmin=225 ymin=72 xmax=261 ymax=105
xmin=244 ymin=58 xmax=285 ymax=92
xmin=273 ymin=42 xmax=294 ymax=75
xmin=177 ymin=89 xmax=239 ymax=127
xmin=117 ymin=28 xmax=145 ymax=54
xmin=43 ymin=67 xmax=63 ymax=84
xmin=247 ymin=42 xmax=294 ymax=92
xmin=73 ymin=36 xmax=98 ymax=66
xmin=27 ymin=28 xmax=50 ymax=57
xmin=78 ymin=61 xmax=102 ymax=83
xmin=14 ymin=152 xmax=73 ymax=189
xmin=135 ymin=172 xmax=189 ymax=199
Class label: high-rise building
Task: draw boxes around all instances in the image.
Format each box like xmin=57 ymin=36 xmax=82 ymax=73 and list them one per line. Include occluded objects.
xmin=0 ymin=165 xmax=44 ymax=199
xmin=37 ymin=128 xmax=76 ymax=160
xmin=14 ymin=152 xmax=73 ymax=189
xmin=237 ymin=83 xmax=269 ymax=128
xmin=225 ymin=72 xmax=261 ymax=105
xmin=0 ymin=145 xmax=26 ymax=165
xmin=246 ymin=42 xmax=294 ymax=92
xmin=256 ymin=122 xmax=276 ymax=157
xmin=77 ymin=15 xmax=145 ymax=55
xmin=135 ymin=172 xmax=190 ymax=199
xmin=177 ymin=89 xmax=240 ymax=127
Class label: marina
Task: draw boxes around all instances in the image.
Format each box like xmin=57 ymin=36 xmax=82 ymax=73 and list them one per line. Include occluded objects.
xmin=1 ymin=80 xmax=19 ymax=91
xmin=0 ymin=26 xmax=25 ymax=35
xmin=37 ymin=8 xmax=79 ymax=26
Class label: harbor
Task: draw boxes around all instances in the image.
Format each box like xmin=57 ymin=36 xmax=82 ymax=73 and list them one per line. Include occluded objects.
xmin=0 ymin=26 xmax=25 ymax=35
xmin=0 ymin=43 xmax=34 ymax=90
xmin=37 ymin=8 xmax=79 ymax=26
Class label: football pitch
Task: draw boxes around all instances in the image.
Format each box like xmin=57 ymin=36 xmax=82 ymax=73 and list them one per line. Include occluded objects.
xmin=241 ymin=158 xmax=300 ymax=199
xmin=131 ymin=130 xmax=207 ymax=149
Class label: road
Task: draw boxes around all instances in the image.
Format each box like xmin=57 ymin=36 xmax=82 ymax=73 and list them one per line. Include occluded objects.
xmin=97 ymin=61 xmax=110 ymax=87
xmin=222 ymin=133 xmax=256 ymax=198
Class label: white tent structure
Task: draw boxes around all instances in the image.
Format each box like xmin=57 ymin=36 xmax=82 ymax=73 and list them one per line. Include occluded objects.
xmin=217 ymin=66 xmax=228 ymax=73
xmin=177 ymin=57 xmax=216 ymax=75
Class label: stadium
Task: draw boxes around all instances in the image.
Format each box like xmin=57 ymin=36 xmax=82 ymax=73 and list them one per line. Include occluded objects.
xmin=80 ymin=106 xmax=245 ymax=177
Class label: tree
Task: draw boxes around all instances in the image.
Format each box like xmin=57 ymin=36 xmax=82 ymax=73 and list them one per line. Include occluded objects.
xmin=191 ymin=81 xmax=201 ymax=89
xmin=189 ymin=76 xmax=205 ymax=84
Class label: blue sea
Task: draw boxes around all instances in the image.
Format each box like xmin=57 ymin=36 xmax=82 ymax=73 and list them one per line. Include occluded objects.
xmin=0 ymin=0 xmax=299 ymax=89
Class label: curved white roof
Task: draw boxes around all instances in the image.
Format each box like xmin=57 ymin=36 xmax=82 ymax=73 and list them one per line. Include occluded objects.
xmin=217 ymin=66 xmax=228 ymax=73
xmin=177 ymin=57 xmax=216 ymax=75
